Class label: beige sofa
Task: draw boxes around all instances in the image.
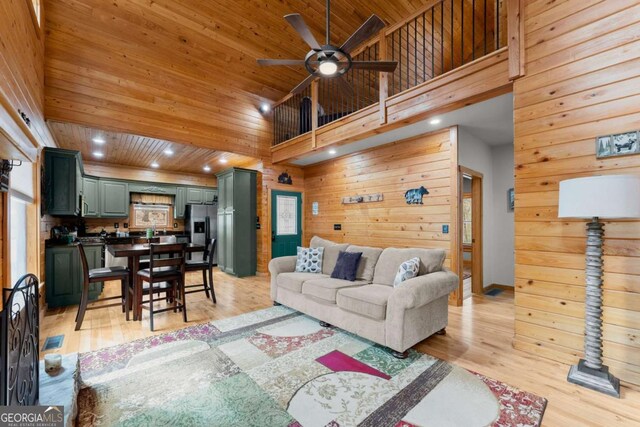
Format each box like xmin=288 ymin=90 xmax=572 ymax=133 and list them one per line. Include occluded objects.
xmin=269 ymin=236 xmax=458 ymax=358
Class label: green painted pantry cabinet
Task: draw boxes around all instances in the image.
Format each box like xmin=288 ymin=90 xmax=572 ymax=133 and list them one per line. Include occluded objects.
xmin=216 ymin=168 xmax=257 ymax=277
xmin=43 ymin=148 xmax=83 ymax=216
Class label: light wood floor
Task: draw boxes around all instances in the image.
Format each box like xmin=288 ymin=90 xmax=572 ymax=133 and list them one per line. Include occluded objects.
xmin=40 ymin=271 xmax=640 ymax=426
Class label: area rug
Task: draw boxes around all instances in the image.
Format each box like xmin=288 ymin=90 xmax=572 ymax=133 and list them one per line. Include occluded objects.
xmin=76 ymin=307 xmax=547 ymax=426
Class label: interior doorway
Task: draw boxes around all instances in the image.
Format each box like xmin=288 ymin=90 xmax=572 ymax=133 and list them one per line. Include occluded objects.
xmin=459 ymin=166 xmax=483 ymax=299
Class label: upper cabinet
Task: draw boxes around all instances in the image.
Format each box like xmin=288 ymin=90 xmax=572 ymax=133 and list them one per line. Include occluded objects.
xmin=204 ymin=189 xmax=217 ymax=204
xmin=43 ymin=148 xmax=83 ymax=216
xmin=186 ymin=187 xmax=204 ymax=204
xmin=174 ymin=187 xmax=187 ymax=219
xmin=82 ymin=177 xmax=100 ymax=217
xmin=99 ymin=180 xmax=129 ymax=217
xmin=42 ymin=148 xmax=216 ymax=218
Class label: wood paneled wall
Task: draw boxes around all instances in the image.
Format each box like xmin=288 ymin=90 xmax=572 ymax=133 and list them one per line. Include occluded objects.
xmin=303 ymin=129 xmax=459 ymax=300
xmin=244 ymin=159 xmax=305 ymax=274
xmin=0 ymin=0 xmax=54 ymax=158
xmin=83 ymin=162 xmax=216 ymax=187
xmin=513 ymin=0 xmax=640 ymax=386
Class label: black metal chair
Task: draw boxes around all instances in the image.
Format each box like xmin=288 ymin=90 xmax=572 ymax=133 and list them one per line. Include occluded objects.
xmin=185 ymin=238 xmax=217 ymax=303
xmin=134 ymin=243 xmax=187 ymax=331
xmin=75 ymin=243 xmax=129 ymax=331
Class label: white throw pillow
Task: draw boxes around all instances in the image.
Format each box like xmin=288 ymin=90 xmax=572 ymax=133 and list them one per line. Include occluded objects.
xmin=393 ymin=257 xmax=421 ymax=287
xmin=295 ymin=246 xmax=324 ymax=273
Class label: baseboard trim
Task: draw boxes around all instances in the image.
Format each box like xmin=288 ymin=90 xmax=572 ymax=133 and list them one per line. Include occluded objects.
xmin=484 ymin=283 xmax=514 ymax=292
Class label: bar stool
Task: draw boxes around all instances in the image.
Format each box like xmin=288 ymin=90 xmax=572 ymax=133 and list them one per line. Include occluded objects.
xmin=185 ymin=238 xmax=217 ymax=303
xmin=75 ymin=243 xmax=129 ymax=331
xmin=134 ymin=243 xmax=187 ymax=331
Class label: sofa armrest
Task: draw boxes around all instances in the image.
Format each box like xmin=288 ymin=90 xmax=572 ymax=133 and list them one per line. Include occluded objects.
xmin=268 ymin=256 xmax=297 ymax=301
xmin=387 ymin=269 xmax=458 ymax=310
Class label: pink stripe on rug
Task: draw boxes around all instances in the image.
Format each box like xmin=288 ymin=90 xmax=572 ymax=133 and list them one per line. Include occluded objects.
xmin=316 ymin=350 xmax=391 ymax=380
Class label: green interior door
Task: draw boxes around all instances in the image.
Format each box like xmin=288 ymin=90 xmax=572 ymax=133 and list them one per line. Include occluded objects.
xmin=271 ymin=190 xmax=302 ymax=258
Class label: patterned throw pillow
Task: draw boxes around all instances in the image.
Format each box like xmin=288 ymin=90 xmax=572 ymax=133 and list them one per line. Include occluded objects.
xmin=295 ymin=246 xmax=324 ymax=273
xmin=393 ymin=257 xmax=421 ymax=287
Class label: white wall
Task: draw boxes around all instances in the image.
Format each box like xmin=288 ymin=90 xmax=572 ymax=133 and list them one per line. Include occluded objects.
xmin=458 ymin=128 xmax=514 ymax=287
xmin=491 ymin=144 xmax=515 ymax=286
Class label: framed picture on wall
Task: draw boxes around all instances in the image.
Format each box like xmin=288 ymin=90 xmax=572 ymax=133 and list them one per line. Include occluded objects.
xmin=507 ymin=188 xmax=514 ymax=212
xmin=596 ymin=131 xmax=639 ymax=158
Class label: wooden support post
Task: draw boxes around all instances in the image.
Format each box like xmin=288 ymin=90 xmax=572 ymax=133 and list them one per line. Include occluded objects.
xmin=448 ymin=126 xmax=462 ymax=306
xmin=311 ymin=80 xmax=318 ymax=149
xmin=378 ymin=31 xmax=388 ymax=125
xmin=507 ymin=0 xmax=525 ymax=80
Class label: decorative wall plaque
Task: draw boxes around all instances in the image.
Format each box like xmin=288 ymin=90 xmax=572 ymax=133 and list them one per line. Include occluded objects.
xmin=341 ymin=193 xmax=383 ymax=204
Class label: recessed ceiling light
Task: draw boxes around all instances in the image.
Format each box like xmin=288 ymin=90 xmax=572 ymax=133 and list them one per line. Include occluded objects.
xmin=219 ymin=158 xmax=228 ymax=164
xmin=429 ymin=118 xmax=441 ymax=125
xmin=92 ymin=137 xmax=106 ymax=144
xmin=329 ymin=149 xmax=337 ymax=155
xmin=163 ymin=148 xmax=174 ymax=155
xmin=203 ymin=165 xmax=211 ymax=172
xmin=93 ymin=151 xmax=104 ymax=158
xmin=259 ymin=103 xmax=270 ymax=113
xmin=150 ymin=161 xmax=159 ymax=168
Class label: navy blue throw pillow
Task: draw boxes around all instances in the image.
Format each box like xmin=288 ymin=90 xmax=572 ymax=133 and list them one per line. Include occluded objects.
xmin=331 ymin=251 xmax=362 ymax=281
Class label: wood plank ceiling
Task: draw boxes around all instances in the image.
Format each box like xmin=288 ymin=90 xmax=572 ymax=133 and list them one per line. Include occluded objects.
xmin=48 ymin=121 xmax=257 ymax=175
xmin=43 ymin=0 xmax=446 ymax=161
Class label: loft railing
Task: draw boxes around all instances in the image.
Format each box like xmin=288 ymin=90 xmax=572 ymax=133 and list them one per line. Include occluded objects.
xmin=273 ymin=86 xmax=312 ymax=146
xmin=272 ymin=0 xmax=508 ymax=147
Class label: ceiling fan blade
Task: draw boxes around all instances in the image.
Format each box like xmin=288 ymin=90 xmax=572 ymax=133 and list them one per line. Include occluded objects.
xmin=291 ymin=74 xmax=318 ymax=95
xmin=257 ymin=59 xmax=307 ymax=66
xmin=284 ymin=14 xmax=322 ymax=51
xmin=335 ymin=76 xmax=354 ymax=96
xmin=351 ymin=61 xmax=398 ymax=72
xmin=340 ymin=15 xmax=386 ymax=54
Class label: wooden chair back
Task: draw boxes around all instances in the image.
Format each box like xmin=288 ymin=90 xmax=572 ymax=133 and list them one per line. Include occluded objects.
xmin=207 ymin=238 xmax=217 ymax=267
xmin=149 ymin=243 xmax=186 ymax=279
xmin=77 ymin=242 xmax=90 ymax=286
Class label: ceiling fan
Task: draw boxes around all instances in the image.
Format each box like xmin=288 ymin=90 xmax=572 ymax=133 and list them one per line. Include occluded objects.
xmin=257 ymin=0 xmax=398 ymax=95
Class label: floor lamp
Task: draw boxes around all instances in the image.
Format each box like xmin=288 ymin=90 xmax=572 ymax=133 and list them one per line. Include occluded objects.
xmin=558 ymin=175 xmax=640 ymax=398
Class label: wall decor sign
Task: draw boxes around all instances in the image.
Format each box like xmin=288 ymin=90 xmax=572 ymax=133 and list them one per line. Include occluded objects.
xmin=404 ymin=186 xmax=429 ymax=204
xmin=278 ymin=172 xmax=293 ymax=185
xmin=312 ymin=201 xmax=319 ymax=215
xmin=596 ymin=131 xmax=639 ymax=159
xmin=507 ymin=188 xmax=514 ymax=212
xmin=342 ymin=193 xmax=384 ymax=204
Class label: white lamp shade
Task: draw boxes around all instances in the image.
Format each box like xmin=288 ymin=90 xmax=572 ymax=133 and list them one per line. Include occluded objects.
xmin=558 ymin=175 xmax=640 ymax=219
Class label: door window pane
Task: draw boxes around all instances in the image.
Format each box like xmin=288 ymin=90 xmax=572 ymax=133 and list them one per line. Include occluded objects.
xmin=276 ymin=195 xmax=298 ymax=236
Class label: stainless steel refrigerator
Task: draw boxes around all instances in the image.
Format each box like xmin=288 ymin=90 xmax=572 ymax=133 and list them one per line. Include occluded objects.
xmin=185 ymin=204 xmax=218 ymax=263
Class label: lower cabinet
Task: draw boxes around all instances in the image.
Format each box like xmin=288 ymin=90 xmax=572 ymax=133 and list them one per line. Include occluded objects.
xmin=45 ymin=245 xmax=103 ymax=308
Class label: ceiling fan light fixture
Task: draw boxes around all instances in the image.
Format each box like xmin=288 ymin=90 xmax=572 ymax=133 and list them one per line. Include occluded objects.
xmin=318 ymin=60 xmax=338 ymax=76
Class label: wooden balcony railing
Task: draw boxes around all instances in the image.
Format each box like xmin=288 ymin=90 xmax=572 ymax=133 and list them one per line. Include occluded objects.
xmin=272 ymin=0 xmax=509 ymax=148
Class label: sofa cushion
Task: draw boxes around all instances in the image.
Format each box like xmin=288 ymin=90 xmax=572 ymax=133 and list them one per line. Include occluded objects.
xmin=277 ymin=272 xmax=329 ymax=294
xmin=331 ymin=251 xmax=362 ymax=281
xmin=337 ymin=285 xmax=394 ymax=320
xmin=373 ymin=248 xmax=446 ymax=286
xmin=302 ymin=277 xmax=367 ymax=304
xmin=310 ymin=236 xmax=350 ymax=275
xmin=347 ymin=245 xmax=383 ymax=282
xmin=393 ymin=257 xmax=421 ymax=287
xmin=295 ymin=246 xmax=324 ymax=273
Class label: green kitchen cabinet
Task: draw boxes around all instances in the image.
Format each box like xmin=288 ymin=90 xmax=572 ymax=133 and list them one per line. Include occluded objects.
xmin=186 ymin=187 xmax=204 ymax=204
xmin=216 ymin=168 xmax=256 ymax=277
xmin=43 ymin=148 xmax=83 ymax=216
xmin=45 ymin=245 xmax=103 ymax=308
xmin=82 ymin=177 xmax=100 ymax=217
xmin=204 ymin=189 xmax=217 ymax=204
xmin=174 ymin=186 xmax=187 ymax=219
xmin=99 ymin=180 xmax=129 ymax=217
